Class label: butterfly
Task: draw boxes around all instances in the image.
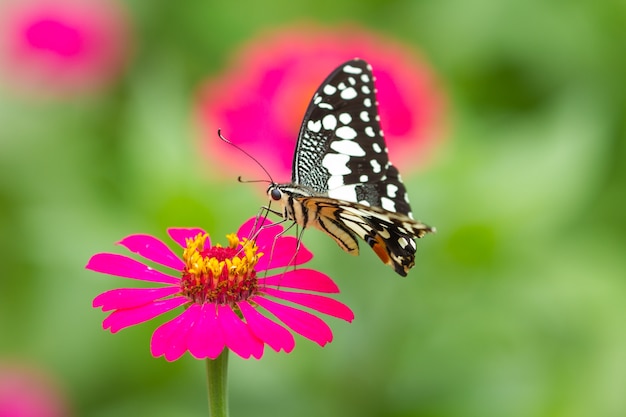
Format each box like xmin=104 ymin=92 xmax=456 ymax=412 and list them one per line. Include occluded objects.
xmin=266 ymin=58 xmax=435 ymax=276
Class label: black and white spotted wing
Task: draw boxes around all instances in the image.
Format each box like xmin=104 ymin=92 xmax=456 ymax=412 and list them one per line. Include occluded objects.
xmin=267 ymin=59 xmax=434 ymax=276
xmin=292 ymin=60 xmax=412 ymax=216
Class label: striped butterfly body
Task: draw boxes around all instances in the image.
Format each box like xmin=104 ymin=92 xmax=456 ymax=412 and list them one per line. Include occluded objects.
xmin=267 ymin=59 xmax=434 ymax=276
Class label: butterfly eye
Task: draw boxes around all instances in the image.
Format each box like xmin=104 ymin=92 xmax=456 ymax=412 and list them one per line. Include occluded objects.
xmin=270 ymin=188 xmax=282 ymax=201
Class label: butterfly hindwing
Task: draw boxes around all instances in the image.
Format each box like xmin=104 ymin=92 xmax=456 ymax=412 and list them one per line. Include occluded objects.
xmin=301 ymin=197 xmax=431 ymax=276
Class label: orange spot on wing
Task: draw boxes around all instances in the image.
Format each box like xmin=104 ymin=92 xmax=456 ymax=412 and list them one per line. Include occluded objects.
xmin=370 ymin=235 xmax=391 ymax=266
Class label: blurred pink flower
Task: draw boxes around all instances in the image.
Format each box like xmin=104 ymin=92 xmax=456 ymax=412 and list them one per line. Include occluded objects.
xmin=0 ymin=0 xmax=130 ymax=98
xmin=0 ymin=363 xmax=70 ymax=417
xmin=196 ymin=24 xmax=445 ymax=181
xmin=86 ymin=217 xmax=354 ymax=361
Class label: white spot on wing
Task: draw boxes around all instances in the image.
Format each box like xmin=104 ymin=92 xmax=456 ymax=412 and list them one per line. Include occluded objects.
xmin=307 ymin=120 xmax=321 ymax=132
xmin=330 ymin=140 xmax=365 ymax=156
xmin=318 ymin=103 xmax=333 ymax=110
xmin=360 ymin=111 xmax=370 ymax=122
xmin=341 ymin=87 xmax=357 ymax=100
xmin=370 ymin=159 xmax=381 ymax=173
xmin=323 ymin=84 xmax=337 ymax=95
xmin=322 ymin=153 xmax=351 ymax=175
xmin=361 ymin=85 xmax=371 ymax=94
xmin=322 ymin=114 xmax=337 ymax=130
xmin=381 ymin=196 xmax=396 ymax=212
xmin=387 ymin=184 xmax=398 ymax=198
xmin=336 ymin=126 xmax=357 ymax=140
xmin=359 ymin=174 xmax=368 ymax=182
xmin=361 ymin=74 xmax=370 ymax=82
xmin=327 ymin=175 xmax=344 ymax=189
xmin=365 ymin=126 xmax=375 ymax=137
xmin=364 ymin=98 xmax=372 ymax=107
xmin=328 ymin=184 xmax=358 ymax=202
xmin=372 ymin=143 xmax=382 ymax=153
xmin=339 ymin=113 xmax=352 ymax=124
xmin=343 ymin=64 xmax=363 ymax=74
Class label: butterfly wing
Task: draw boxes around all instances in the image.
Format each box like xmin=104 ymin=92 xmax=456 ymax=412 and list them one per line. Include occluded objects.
xmin=271 ymin=58 xmax=434 ymax=275
xmin=292 ymin=59 xmax=413 ymax=218
xmin=300 ymin=197 xmax=433 ymax=276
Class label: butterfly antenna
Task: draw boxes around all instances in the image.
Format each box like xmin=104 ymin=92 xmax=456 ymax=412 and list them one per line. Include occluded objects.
xmin=218 ymin=129 xmax=275 ymax=184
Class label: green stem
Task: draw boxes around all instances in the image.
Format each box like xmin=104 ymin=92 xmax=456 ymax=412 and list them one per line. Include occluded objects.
xmin=206 ymin=350 xmax=229 ymax=417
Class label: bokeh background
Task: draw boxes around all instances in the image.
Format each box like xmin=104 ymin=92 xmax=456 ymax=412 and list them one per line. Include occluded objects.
xmin=1 ymin=0 xmax=625 ymax=416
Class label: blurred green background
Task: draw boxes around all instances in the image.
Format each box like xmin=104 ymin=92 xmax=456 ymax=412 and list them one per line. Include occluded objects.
xmin=1 ymin=0 xmax=625 ymax=416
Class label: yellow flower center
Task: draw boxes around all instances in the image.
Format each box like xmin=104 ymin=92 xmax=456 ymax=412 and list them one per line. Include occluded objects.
xmin=180 ymin=233 xmax=262 ymax=306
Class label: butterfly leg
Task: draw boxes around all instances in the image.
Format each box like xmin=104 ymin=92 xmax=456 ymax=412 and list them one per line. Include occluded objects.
xmin=245 ymin=205 xmax=301 ymax=280
xmin=247 ymin=203 xmax=283 ymax=240
xmin=268 ymin=223 xmax=313 ymax=289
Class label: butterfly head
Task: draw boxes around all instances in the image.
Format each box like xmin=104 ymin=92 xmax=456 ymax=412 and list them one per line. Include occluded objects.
xmin=266 ymin=182 xmax=320 ymax=227
xmin=268 ymin=184 xmax=282 ymax=202
xmin=266 ymin=183 xmax=291 ymax=221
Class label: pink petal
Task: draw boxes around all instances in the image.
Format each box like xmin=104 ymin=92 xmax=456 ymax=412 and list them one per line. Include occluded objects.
xmin=217 ymin=305 xmax=264 ymax=359
xmin=238 ymin=301 xmax=295 ymax=353
xmin=251 ymin=223 xmax=288 ymax=253
xmin=117 ymin=234 xmax=184 ymax=270
xmin=237 ymin=216 xmax=278 ymax=240
xmin=253 ymin=296 xmax=333 ymax=346
xmin=93 ymin=287 xmax=180 ymax=311
xmin=86 ymin=253 xmax=179 ymax=284
xmin=167 ymin=228 xmax=209 ymax=248
xmin=187 ymin=304 xmax=225 ymax=360
xmin=263 ymin=288 xmax=354 ymax=322
xmin=102 ymin=297 xmax=187 ymax=333
xmin=151 ymin=306 xmax=197 ymax=361
xmin=255 ymin=236 xmax=313 ymax=271
xmin=258 ymin=269 xmax=339 ymax=293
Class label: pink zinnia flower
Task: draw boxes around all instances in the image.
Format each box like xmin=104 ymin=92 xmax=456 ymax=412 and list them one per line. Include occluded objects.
xmin=0 ymin=362 xmax=70 ymax=417
xmin=0 ymin=0 xmax=130 ymax=98
xmin=86 ymin=217 xmax=354 ymax=361
xmin=196 ymin=24 xmax=445 ymax=181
